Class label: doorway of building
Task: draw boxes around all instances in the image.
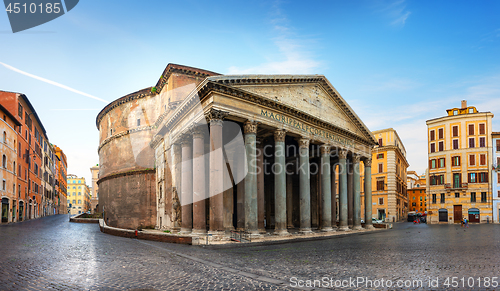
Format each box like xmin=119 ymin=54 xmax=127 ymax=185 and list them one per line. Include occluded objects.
xmin=19 ymin=201 xmax=24 ymax=221
xmin=378 ymin=209 xmax=386 ymax=221
xmin=468 ymin=208 xmax=480 ymax=223
xmin=453 ymin=205 xmax=462 ymax=223
xmin=439 ymin=208 xmax=448 ymax=222
xmin=1 ymin=198 xmax=9 ymax=223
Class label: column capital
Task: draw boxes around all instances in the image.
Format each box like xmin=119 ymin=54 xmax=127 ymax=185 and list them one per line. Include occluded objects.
xmin=274 ymin=129 xmax=286 ymax=142
xmin=243 ymin=120 xmax=258 ymax=134
xmin=205 ymin=108 xmax=229 ymax=126
xmin=364 ymin=158 xmax=372 ymax=168
xmin=180 ymin=134 xmax=192 ymax=147
xmin=339 ymin=149 xmax=348 ymax=159
xmin=320 ymin=145 xmax=331 ymax=155
xmin=297 ymin=138 xmax=310 ymax=149
xmin=190 ymin=125 xmax=205 ymax=139
xmin=353 ymin=154 xmax=361 ymax=164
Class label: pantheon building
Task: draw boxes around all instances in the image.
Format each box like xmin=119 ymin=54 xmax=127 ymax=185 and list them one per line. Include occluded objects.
xmin=96 ymin=64 xmax=377 ymax=237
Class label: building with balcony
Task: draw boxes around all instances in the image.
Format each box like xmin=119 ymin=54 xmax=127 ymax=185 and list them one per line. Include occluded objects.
xmin=492 ymin=132 xmax=500 ymax=223
xmin=426 ymin=100 xmax=494 ymax=224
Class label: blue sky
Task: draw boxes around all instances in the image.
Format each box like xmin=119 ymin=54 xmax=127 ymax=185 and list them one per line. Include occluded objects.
xmin=1 ymin=0 xmax=500 ymax=183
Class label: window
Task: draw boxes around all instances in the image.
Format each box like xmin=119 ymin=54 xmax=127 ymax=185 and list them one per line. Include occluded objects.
xmin=452 ymin=156 xmax=460 ymax=166
xmin=479 ymin=137 xmax=485 ymax=148
xmin=2 ymin=180 xmax=5 ymax=190
xmin=2 ymin=155 xmax=6 ymax=168
xmin=377 ymin=153 xmax=384 ymax=159
xmin=430 ymin=130 xmax=435 ymax=141
xmin=73 ymin=186 xmax=76 ymax=189
xmin=73 ymin=193 xmax=76 ymax=196
xmin=377 ymin=180 xmax=385 ymax=190
xmin=430 ymin=159 xmax=436 ymax=169
xmin=481 ymin=192 xmax=487 ymax=202
xmin=498 ymin=191 xmax=500 ymax=198
xmin=18 ymin=103 xmax=23 ymax=117
xmin=78 ymin=192 xmax=81 ymax=196
xmin=72 ymin=200 xmax=76 ymax=204
xmin=438 ymin=141 xmax=444 ymax=151
xmin=471 ymin=192 xmax=476 ymax=203
xmin=2 ymin=131 xmax=5 ymax=144
xmin=440 ymin=193 xmax=445 ymax=203
xmin=420 ymin=196 xmax=422 ymax=201
xmin=469 ymin=173 xmax=476 ymax=183
xmin=478 ymin=172 xmax=488 ymax=183
xmin=430 ymin=143 xmax=435 ymax=153
xmin=480 ymin=154 xmax=486 ymax=166
xmin=469 ymin=108 xmax=474 ymax=114
xmin=432 ymin=194 xmax=437 ymax=204
xmin=78 ymin=200 xmax=81 ymax=204
xmin=453 ymin=173 xmax=461 ymax=188
xmin=479 ymin=124 xmax=485 ymax=135
xmin=137 ymin=119 xmax=140 ymax=126
xmin=469 ymin=155 xmax=475 ymax=166
xmin=379 ymin=198 xmax=384 ymax=205
xmin=378 ymin=138 xmax=383 ymax=147
xmin=452 ymin=126 xmax=458 ymax=137
xmin=468 ymin=124 xmax=474 ymax=135
xmin=439 ymin=158 xmax=445 ymax=168
xmin=378 ymin=163 xmax=383 ymax=173
xmin=455 ymin=192 xmax=460 ymax=198
xmin=497 ymin=140 xmax=500 ymax=152
xmin=412 ymin=202 xmax=416 ymax=206
xmin=453 ymin=110 xmax=458 ymax=115
xmin=438 ymin=128 xmax=443 ymax=139
xmin=453 ymin=139 xmax=459 ymax=149
xmin=469 ymin=138 xmax=475 ymax=148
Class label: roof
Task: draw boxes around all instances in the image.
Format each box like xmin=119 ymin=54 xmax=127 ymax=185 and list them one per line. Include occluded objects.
xmin=0 ymin=103 xmax=21 ymax=126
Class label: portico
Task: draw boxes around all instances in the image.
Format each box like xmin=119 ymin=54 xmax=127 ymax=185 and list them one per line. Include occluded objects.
xmin=152 ymin=74 xmax=377 ymax=237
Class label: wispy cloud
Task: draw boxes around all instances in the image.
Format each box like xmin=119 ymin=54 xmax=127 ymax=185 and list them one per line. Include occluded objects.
xmin=227 ymin=1 xmax=321 ymax=74
xmin=0 ymin=62 xmax=108 ymax=103
xmin=376 ymin=0 xmax=411 ymax=27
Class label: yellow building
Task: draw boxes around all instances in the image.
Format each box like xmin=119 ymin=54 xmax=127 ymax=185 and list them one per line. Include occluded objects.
xmin=426 ymin=100 xmax=494 ymax=224
xmin=361 ymin=128 xmax=409 ymax=222
xmin=66 ymin=174 xmax=91 ymax=215
xmin=407 ymin=171 xmax=427 ymax=213
xmin=90 ymin=165 xmax=99 ymax=214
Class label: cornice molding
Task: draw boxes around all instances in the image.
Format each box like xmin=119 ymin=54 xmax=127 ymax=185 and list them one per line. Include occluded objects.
xmin=98 ymin=126 xmax=153 ymax=153
xmin=97 ymin=168 xmax=155 ymax=185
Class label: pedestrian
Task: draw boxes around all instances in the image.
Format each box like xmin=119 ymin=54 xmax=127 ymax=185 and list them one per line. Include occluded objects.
xmin=464 ymin=217 xmax=468 ymax=228
xmin=461 ymin=217 xmax=464 ymax=228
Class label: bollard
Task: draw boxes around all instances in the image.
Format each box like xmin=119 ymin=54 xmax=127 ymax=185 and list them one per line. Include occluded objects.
xmin=135 ymin=229 xmax=138 ymax=237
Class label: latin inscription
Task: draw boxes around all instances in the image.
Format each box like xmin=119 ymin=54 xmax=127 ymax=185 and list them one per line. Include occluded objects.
xmin=260 ymin=109 xmax=355 ymax=147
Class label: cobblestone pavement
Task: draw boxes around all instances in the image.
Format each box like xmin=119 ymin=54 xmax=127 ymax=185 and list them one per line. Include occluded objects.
xmin=1 ymin=216 xmax=500 ymax=290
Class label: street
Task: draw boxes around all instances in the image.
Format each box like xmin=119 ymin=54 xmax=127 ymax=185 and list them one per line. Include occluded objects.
xmin=1 ymin=215 xmax=500 ymax=290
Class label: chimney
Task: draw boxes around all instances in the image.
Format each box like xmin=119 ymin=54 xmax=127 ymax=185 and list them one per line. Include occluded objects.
xmin=461 ymin=100 xmax=467 ymax=109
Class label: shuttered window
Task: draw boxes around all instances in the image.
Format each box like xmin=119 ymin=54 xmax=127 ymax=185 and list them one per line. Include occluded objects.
xmin=470 ymin=155 xmax=475 ymax=166
xmin=452 ymin=126 xmax=458 ymax=137
xmin=438 ymin=128 xmax=444 ymax=139
xmin=430 ymin=130 xmax=435 ymax=141
xmin=469 ymin=124 xmax=474 ymax=135
xmin=479 ymin=124 xmax=485 ymax=134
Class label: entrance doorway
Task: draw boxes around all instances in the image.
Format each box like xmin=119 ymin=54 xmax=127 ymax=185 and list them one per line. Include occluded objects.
xmin=378 ymin=209 xmax=386 ymax=221
xmin=468 ymin=208 xmax=480 ymax=223
xmin=453 ymin=205 xmax=462 ymax=223
xmin=1 ymin=198 xmax=9 ymax=223
xmin=438 ymin=208 xmax=448 ymax=222
xmin=19 ymin=201 xmax=24 ymax=221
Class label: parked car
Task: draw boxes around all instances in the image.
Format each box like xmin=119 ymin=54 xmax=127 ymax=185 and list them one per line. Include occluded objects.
xmin=372 ymin=218 xmax=384 ymax=224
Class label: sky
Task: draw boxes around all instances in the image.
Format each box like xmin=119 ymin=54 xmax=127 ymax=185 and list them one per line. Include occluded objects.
xmin=1 ymin=0 xmax=500 ymax=184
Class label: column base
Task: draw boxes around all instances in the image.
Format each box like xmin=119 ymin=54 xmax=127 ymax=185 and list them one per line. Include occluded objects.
xmin=364 ymin=224 xmax=375 ymax=229
xmin=180 ymin=228 xmax=192 ymax=234
xmin=245 ymin=229 xmax=262 ymax=238
xmin=320 ymin=227 xmax=335 ymax=232
xmin=352 ymin=225 xmax=363 ymax=230
xmin=299 ymin=228 xmax=313 ymax=234
xmin=258 ymin=228 xmax=267 ymax=234
xmin=338 ymin=226 xmax=351 ymax=231
xmin=192 ymin=229 xmax=207 ymax=234
xmin=273 ymin=229 xmax=289 ymax=236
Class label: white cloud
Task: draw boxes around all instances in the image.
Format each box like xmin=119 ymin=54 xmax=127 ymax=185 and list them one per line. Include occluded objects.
xmin=376 ymin=0 xmax=411 ymax=27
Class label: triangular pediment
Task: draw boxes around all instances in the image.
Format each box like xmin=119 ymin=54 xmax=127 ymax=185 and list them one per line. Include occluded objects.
xmin=208 ymin=75 xmax=377 ymax=145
